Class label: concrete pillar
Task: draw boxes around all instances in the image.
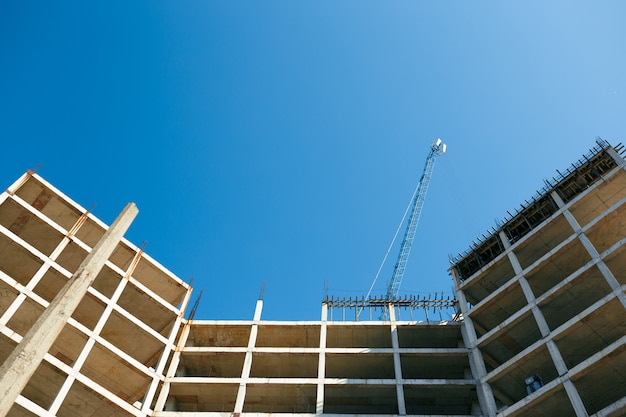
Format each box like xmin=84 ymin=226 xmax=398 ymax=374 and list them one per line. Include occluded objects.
xmin=153 ymin=322 xmax=192 ymax=412
xmin=550 ymin=190 xmax=566 ymax=209
xmin=606 ymin=145 xmax=626 ymax=166
xmin=234 ymin=299 xmax=263 ymax=413
xmin=546 ymin=340 xmax=569 ymax=376
xmin=141 ymin=284 xmax=193 ymax=414
xmin=505 ymin=246 xmax=552 ymax=337
xmin=563 ymin=380 xmax=590 ymax=417
xmin=389 ymin=305 xmax=406 ymax=415
xmin=451 ymin=268 xmax=498 ymax=417
xmin=498 ymin=231 xmax=512 ymax=251
xmin=0 ymin=203 xmax=138 ymax=417
xmin=316 ymin=303 xmax=328 ymax=415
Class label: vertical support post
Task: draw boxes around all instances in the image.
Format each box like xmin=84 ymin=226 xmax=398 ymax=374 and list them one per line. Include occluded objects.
xmin=234 ymin=299 xmax=263 ymax=413
xmin=454 ymin=252 xmax=499 ymax=417
xmin=605 ymin=145 xmax=626 ymax=166
xmin=389 ymin=305 xmax=406 ymax=415
xmin=316 ymin=302 xmax=328 ymax=415
xmin=563 ymin=379 xmax=591 ymax=417
xmin=141 ymin=284 xmax=193 ymax=414
xmin=0 ymin=203 xmax=138 ymax=417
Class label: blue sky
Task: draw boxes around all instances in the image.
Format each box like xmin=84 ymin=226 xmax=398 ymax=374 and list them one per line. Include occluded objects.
xmin=1 ymin=2 xmax=625 ymax=320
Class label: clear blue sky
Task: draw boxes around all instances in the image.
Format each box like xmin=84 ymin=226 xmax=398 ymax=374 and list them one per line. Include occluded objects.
xmin=1 ymin=2 xmax=625 ymax=320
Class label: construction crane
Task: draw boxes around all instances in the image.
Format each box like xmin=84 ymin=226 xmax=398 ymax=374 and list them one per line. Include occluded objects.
xmin=381 ymin=138 xmax=446 ymax=319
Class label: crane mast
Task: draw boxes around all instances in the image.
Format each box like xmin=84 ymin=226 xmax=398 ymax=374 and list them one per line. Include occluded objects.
xmin=383 ymin=139 xmax=446 ymax=318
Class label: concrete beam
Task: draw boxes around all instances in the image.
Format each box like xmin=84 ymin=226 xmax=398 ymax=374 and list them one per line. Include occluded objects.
xmin=0 ymin=203 xmax=138 ymax=417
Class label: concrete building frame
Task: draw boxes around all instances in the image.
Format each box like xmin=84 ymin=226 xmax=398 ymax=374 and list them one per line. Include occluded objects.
xmin=451 ymin=140 xmax=626 ymax=416
xmin=0 ymin=171 xmax=192 ymax=416
xmin=0 ymin=139 xmax=625 ymax=417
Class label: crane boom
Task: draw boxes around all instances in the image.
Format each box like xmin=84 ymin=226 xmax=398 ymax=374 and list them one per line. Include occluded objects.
xmin=385 ymin=139 xmax=446 ymax=302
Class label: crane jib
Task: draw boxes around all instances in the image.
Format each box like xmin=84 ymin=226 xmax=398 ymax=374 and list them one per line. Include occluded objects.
xmin=382 ymin=139 xmax=446 ymax=319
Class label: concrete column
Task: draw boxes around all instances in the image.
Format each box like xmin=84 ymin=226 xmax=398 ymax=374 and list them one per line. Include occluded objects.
xmin=563 ymin=379 xmax=590 ymax=417
xmin=154 ymin=322 xmax=192 ymax=412
xmin=519 ymin=278 xmax=551 ymax=337
xmin=498 ymin=231 xmax=512 ymax=250
xmin=458 ymin=315 xmax=498 ymax=416
xmin=389 ymin=305 xmax=406 ymax=415
xmin=141 ymin=284 xmax=192 ymax=414
xmin=505 ymin=247 xmax=552 ymax=337
xmin=546 ymin=340 xmax=569 ymax=376
xmin=563 ymin=209 xmax=582 ymax=232
xmin=452 ymin=268 xmax=498 ymax=416
xmin=0 ymin=203 xmax=138 ymax=417
xmin=500 ymin=230 xmax=551 ymax=340
xmin=543 ymin=340 xmax=586 ymax=417
xmin=252 ymin=298 xmax=263 ymax=322
xmin=501 ymin=233 xmax=550 ymax=334
xmin=606 ymin=145 xmax=626 ymax=166
xmin=316 ymin=303 xmax=328 ymax=415
xmin=234 ymin=299 xmax=263 ymax=413
xmin=550 ymin=190 xmax=566 ymax=209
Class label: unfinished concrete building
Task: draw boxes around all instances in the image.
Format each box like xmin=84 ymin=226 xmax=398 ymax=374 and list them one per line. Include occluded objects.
xmin=450 ymin=140 xmax=626 ymax=416
xmin=0 ymin=172 xmax=192 ymax=416
xmin=0 ymin=139 xmax=625 ymax=417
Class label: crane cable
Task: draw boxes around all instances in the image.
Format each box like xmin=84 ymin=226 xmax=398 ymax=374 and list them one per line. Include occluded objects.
xmin=357 ymin=179 xmax=422 ymax=319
